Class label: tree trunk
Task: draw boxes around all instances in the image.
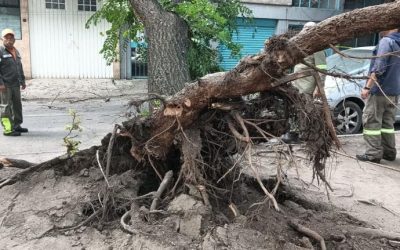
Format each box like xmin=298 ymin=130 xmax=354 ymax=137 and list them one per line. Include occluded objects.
xmin=130 ymin=0 xmax=191 ymax=95
xmin=127 ymin=1 xmax=400 ymax=160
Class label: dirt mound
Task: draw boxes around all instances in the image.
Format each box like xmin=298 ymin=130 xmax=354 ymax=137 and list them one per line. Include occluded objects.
xmin=1 ymin=150 xmax=399 ymax=250
xmin=1 ymin=85 xmax=400 ymax=249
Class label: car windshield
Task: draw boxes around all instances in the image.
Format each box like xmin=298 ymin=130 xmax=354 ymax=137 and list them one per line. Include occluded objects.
xmin=327 ymin=49 xmax=372 ymax=74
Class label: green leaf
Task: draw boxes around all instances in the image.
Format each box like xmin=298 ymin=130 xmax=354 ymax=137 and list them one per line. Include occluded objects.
xmin=87 ymin=0 xmax=252 ymax=76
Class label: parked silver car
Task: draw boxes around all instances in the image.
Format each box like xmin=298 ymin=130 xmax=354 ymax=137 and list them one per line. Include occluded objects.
xmin=325 ymin=46 xmax=400 ymax=134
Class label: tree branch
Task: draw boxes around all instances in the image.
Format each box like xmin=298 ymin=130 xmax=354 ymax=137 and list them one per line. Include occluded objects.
xmin=329 ymin=44 xmax=400 ymax=59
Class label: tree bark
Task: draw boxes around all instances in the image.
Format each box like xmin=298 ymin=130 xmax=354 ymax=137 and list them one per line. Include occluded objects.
xmin=130 ymin=0 xmax=191 ymax=95
xmin=0 ymin=158 xmax=35 ymax=169
xmin=128 ymin=2 xmax=400 ymax=160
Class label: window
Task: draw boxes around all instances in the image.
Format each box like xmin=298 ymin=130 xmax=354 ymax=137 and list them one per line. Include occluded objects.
xmin=45 ymin=0 xmax=65 ymax=10
xmin=78 ymin=0 xmax=97 ymax=11
xmin=0 ymin=0 xmax=21 ymax=39
xmin=344 ymin=0 xmax=383 ymax=10
xmin=292 ymin=0 xmax=338 ymax=9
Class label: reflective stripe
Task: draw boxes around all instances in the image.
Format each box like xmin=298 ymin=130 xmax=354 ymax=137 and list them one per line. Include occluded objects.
xmin=381 ymin=128 xmax=395 ymax=134
xmin=1 ymin=117 xmax=12 ymax=133
xmin=363 ymin=129 xmax=381 ymax=135
xmin=317 ymin=64 xmax=327 ymax=69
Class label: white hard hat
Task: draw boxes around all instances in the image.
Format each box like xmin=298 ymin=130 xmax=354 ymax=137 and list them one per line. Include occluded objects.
xmin=1 ymin=28 xmax=15 ymax=38
xmin=303 ymin=22 xmax=316 ymax=28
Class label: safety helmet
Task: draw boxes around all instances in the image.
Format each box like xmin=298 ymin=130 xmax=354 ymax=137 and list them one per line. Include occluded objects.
xmin=1 ymin=28 xmax=15 ymax=38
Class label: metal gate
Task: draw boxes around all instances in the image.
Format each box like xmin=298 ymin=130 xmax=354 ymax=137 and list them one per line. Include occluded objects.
xmin=219 ymin=18 xmax=277 ymax=71
xmin=28 ymin=0 xmax=113 ymax=78
xmin=130 ymin=41 xmax=148 ymax=78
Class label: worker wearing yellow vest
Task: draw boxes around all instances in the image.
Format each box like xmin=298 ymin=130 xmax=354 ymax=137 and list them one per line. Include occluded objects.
xmin=282 ymin=22 xmax=327 ymax=144
xmin=0 ymin=28 xmax=28 ymax=136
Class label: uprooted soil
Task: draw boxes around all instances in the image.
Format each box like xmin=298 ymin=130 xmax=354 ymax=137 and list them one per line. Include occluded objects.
xmin=1 ymin=142 xmax=399 ymax=250
xmin=1 ymin=86 xmax=400 ymax=249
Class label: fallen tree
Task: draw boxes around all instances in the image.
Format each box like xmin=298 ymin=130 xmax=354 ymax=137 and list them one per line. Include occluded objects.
xmin=119 ymin=1 xmax=400 ymax=207
xmin=1 ymin=2 xmax=400 ymax=244
xmin=3 ymin=0 xmax=400 ymax=199
xmin=127 ymin=2 xmax=400 ymax=160
xmin=1 ymin=3 xmax=400 ymax=249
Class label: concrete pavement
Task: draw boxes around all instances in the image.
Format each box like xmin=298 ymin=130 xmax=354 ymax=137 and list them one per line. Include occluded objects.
xmin=0 ymin=78 xmax=147 ymax=162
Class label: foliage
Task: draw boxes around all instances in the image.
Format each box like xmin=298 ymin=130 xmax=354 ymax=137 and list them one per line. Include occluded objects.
xmin=188 ymin=40 xmax=223 ymax=78
xmin=63 ymin=109 xmax=82 ymax=157
xmin=86 ymin=0 xmax=143 ymax=65
xmin=139 ymin=109 xmax=151 ymax=118
xmin=138 ymin=99 xmax=162 ymax=118
xmin=162 ymin=0 xmax=251 ymax=55
xmin=87 ymin=0 xmax=252 ymax=78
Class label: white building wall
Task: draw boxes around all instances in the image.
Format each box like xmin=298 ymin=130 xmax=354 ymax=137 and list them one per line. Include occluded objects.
xmin=242 ymin=0 xmax=292 ymax=6
xmin=28 ymin=0 xmax=113 ymax=78
xmin=245 ymin=3 xmax=342 ymax=21
xmin=244 ymin=2 xmax=343 ymax=34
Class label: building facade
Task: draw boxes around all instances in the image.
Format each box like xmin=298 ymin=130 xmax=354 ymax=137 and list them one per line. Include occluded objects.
xmin=1 ymin=0 xmax=384 ymax=79
xmin=0 ymin=0 xmax=118 ymax=79
xmin=219 ymin=0 xmax=343 ymax=70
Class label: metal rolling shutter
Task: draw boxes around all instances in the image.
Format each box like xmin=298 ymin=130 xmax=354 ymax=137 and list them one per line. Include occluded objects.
xmin=219 ymin=18 xmax=277 ymax=71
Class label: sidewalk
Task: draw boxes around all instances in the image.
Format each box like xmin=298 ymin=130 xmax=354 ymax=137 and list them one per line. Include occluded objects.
xmin=22 ymin=78 xmax=147 ymax=101
xmin=0 ymin=78 xmax=147 ymax=163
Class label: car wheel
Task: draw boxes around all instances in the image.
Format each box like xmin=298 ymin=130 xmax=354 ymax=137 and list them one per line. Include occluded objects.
xmin=335 ymin=101 xmax=362 ymax=134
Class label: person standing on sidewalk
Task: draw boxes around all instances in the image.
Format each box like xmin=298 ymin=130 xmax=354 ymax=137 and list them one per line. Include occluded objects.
xmin=291 ymin=22 xmax=327 ymax=98
xmin=356 ymin=28 xmax=400 ymax=163
xmin=0 ymin=28 xmax=28 ymax=136
xmin=282 ymin=21 xmax=327 ymax=143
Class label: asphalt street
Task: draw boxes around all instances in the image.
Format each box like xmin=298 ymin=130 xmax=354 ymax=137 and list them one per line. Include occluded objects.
xmin=0 ymin=78 xmax=146 ymax=163
xmin=0 ymin=98 xmax=133 ymax=163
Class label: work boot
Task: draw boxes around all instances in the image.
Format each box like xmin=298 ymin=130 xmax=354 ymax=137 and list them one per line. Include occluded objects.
xmin=14 ymin=125 xmax=28 ymax=133
xmin=3 ymin=130 xmax=21 ymax=136
xmin=281 ymin=132 xmax=300 ymax=144
xmin=382 ymin=154 xmax=396 ymax=161
xmin=356 ymin=154 xmax=380 ymax=164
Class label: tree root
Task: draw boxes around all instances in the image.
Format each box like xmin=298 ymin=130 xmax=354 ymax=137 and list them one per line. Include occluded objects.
xmin=56 ymin=209 xmax=103 ymax=232
xmin=0 ymin=158 xmax=36 ymax=169
xmin=247 ymin=146 xmax=280 ymax=212
xmin=0 ymin=154 xmax=70 ymax=189
xmin=150 ymin=170 xmax=173 ymax=211
xmin=120 ymin=210 xmax=139 ymax=235
xmin=102 ymin=124 xmax=119 ymax=221
xmin=289 ymin=219 xmax=327 ymax=250
xmin=56 ymin=192 xmax=157 ymax=233
xmin=311 ymin=71 xmax=340 ymax=149
xmin=348 ymin=226 xmax=400 ymax=241
xmin=332 ymin=150 xmax=400 ymax=173
xmin=357 ymin=199 xmax=400 ymax=216
xmin=197 ymin=185 xmax=211 ymax=207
